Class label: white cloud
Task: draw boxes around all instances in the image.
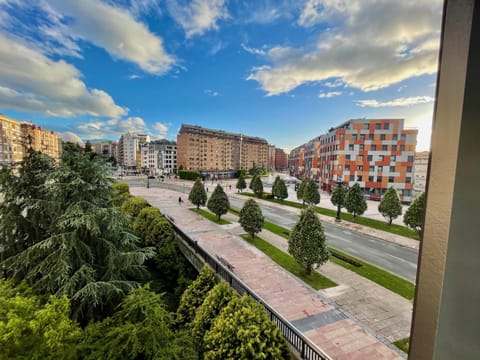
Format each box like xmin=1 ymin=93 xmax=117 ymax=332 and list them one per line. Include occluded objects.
xmin=41 ymin=0 xmax=174 ymax=74
xmin=151 ymin=122 xmax=168 ymax=138
xmin=241 ymin=43 xmax=267 ymax=56
xmin=204 ymin=89 xmax=220 ymax=97
xmin=0 ymin=34 xmax=127 ymax=118
xmin=319 ymin=91 xmax=341 ymax=98
xmin=356 ymin=96 xmax=435 ymax=108
xmin=248 ymin=0 xmax=442 ymax=95
xmin=62 ymin=131 xmax=84 ymax=145
xmin=166 ymin=0 xmax=228 ymax=38
xmin=129 ymin=0 xmax=162 ymax=18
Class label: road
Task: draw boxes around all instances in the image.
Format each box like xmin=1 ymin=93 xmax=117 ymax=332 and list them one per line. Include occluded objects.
xmin=124 ymin=178 xmax=418 ymax=282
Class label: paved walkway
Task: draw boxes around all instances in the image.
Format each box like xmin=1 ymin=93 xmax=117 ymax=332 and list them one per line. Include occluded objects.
xmin=131 ymin=186 xmax=406 ymax=359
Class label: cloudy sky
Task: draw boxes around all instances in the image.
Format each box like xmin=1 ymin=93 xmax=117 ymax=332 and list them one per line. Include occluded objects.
xmin=0 ymin=0 xmax=443 ymax=151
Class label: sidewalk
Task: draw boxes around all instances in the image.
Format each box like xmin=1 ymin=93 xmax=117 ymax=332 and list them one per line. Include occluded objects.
xmin=131 ymin=186 xmax=405 ymax=359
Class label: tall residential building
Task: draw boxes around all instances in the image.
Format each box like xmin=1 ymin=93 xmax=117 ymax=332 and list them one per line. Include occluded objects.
xmin=177 ymin=124 xmax=268 ymax=177
xmin=0 ymin=114 xmax=24 ymax=166
xmin=140 ymin=139 xmax=177 ymax=175
xmin=20 ymin=123 xmax=62 ymax=162
xmin=275 ymin=148 xmax=288 ymax=170
xmin=118 ymin=132 xmax=150 ymax=170
xmin=413 ymin=151 xmax=429 ymax=197
xmin=289 ymin=118 xmax=418 ymax=202
xmin=92 ymin=141 xmax=118 ymax=160
xmin=268 ymin=144 xmax=276 ymax=171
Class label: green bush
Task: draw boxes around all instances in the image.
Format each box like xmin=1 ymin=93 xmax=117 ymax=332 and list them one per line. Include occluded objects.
xmin=261 ymin=192 xmax=274 ymax=199
xmin=178 ymin=170 xmax=200 ymax=180
xmin=120 ymin=196 xmax=150 ymax=218
xmin=133 ymin=207 xmax=174 ymax=247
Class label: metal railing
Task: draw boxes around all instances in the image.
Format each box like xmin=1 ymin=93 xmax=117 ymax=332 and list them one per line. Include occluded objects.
xmin=168 ymin=218 xmax=332 ymax=360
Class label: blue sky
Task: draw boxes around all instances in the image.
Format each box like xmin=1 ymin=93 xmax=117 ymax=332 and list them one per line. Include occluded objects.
xmin=0 ymin=0 xmax=443 ymax=151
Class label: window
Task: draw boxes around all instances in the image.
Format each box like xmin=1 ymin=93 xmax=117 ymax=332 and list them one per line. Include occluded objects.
xmin=379 ymin=155 xmax=384 ymax=161
xmin=392 ymin=145 xmax=397 ymax=151
xmin=375 ymin=123 xmax=381 ymax=130
xmin=377 ymin=176 xmax=383 ymax=182
xmin=390 ymin=166 xmax=395 ymax=172
xmin=338 ymin=165 xmax=343 ymax=170
xmin=357 ymin=165 xmax=363 ymax=171
xmin=346 ymin=154 xmax=351 ymax=160
xmin=350 ymin=175 xmax=355 ymax=181
xmin=371 ymin=144 xmax=377 ymax=151
xmin=384 ymin=123 xmax=390 ymax=130
xmin=359 ymin=155 xmax=364 ymax=161
xmin=393 ymin=134 xmax=398 ymax=140
xmin=406 ymin=177 xmax=412 ymax=183
xmin=357 ymin=175 xmax=362 ymax=181
xmin=349 ymin=144 xmax=354 ymax=151
xmin=380 ymin=134 xmax=386 ymax=140
xmin=340 ymin=134 xmax=344 ymax=140
xmin=391 ymin=155 xmax=396 ymax=162
xmin=369 ymin=165 xmax=375 ymax=171
xmin=408 ymin=155 xmax=414 ymax=162
xmin=364 ymin=123 xmax=369 ymax=130
xmin=368 ymin=155 xmax=373 ymax=161
xmin=359 ymin=144 xmax=365 ymax=151
xmin=378 ymin=166 xmax=383 ymax=172
xmin=407 ymin=166 xmax=412 ymax=172
xmin=401 ymin=134 xmax=407 ymax=140
xmin=360 ymin=134 xmax=366 ymax=140
xmin=368 ymin=176 xmax=374 ymax=182
xmin=345 ymin=165 xmax=350 ymax=171
xmin=369 ymin=134 xmax=374 ymax=140
xmin=352 ymin=134 xmax=357 ymax=140
xmin=382 ymin=144 xmax=388 ymax=151
xmin=389 ymin=176 xmax=394 ymax=182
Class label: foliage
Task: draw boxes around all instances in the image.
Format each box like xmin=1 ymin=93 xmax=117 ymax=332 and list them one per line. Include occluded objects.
xmin=203 ymin=295 xmax=290 ymax=360
xmin=176 ymin=266 xmax=218 ymax=327
xmin=272 ymin=176 xmax=288 ymax=200
xmin=81 ymin=286 xmax=196 ymax=360
xmin=111 ymin=181 xmax=131 ymax=206
xmin=178 ymin=170 xmax=199 ymax=180
xmin=296 ymin=180 xmax=307 ymax=205
xmin=250 ymin=175 xmax=264 ymax=198
xmin=189 ymin=179 xmax=207 ymax=209
xmin=378 ymin=187 xmax=403 ymax=224
xmin=121 ymin=196 xmax=150 ymax=219
xmin=249 ymin=174 xmax=257 ymax=190
xmin=133 ymin=207 xmax=174 ymax=247
xmin=0 ymin=280 xmax=82 ymax=360
xmin=288 ymin=207 xmax=329 ymax=275
xmin=404 ymin=192 xmax=425 ymax=235
xmin=191 ymin=282 xmax=236 ymax=354
xmin=303 ymin=180 xmax=320 ymax=206
xmin=239 ymin=199 xmax=264 ymax=239
xmin=191 ymin=208 xmax=231 ymax=225
xmin=236 ymin=173 xmax=247 ymax=192
xmin=235 ymin=169 xmax=246 ymax=178
xmin=345 ymin=183 xmax=367 ymax=218
xmin=207 ymin=184 xmax=230 ymax=221
xmin=0 ymin=148 xmax=154 ymax=323
xmin=331 ymin=183 xmax=347 ymax=210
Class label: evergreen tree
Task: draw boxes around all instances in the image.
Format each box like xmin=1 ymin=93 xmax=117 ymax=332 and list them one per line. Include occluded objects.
xmin=345 ymin=183 xmax=367 ymax=219
xmin=404 ymin=192 xmax=426 ymax=235
xmin=251 ymin=175 xmax=264 ymax=198
xmin=303 ymin=180 xmax=320 ymax=206
xmin=236 ymin=174 xmax=247 ymax=193
xmin=296 ymin=180 xmax=307 ymax=205
xmin=189 ymin=179 xmax=207 ymax=209
xmin=249 ymin=174 xmax=257 ymax=190
xmin=272 ymin=176 xmax=288 ymax=200
xmin=239 ymin=199 xmax=264 ymax=240
xmin=288 ymin=207 xmax=329 ymax=275
xmin=176 ymin=266 xmax=218 ymax=327
xmin=378 ymin=187 xmax=403 ymax=224
xmin=120 ymin=196 xmax=150 ymax=218
xmin=331 ymin=183 xmax=347 ymax=210
xmin=203 ymin=295 xmax=290 ymax=360
xmin=207 ymin=184 xmax=230 ymax=221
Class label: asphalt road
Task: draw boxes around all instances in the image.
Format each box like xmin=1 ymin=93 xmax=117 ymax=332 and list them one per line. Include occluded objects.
xmin=125 ymin=178 xmax=419 ymax=282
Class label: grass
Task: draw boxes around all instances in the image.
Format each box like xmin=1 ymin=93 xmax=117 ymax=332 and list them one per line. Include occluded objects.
xmin=190 ymin=208 xmax=231 ymax=225
xmin=240 ymin=234 xmax=337 ymax=290
xmin=261 ymin=220 xmax=415 ymax=300
xmin=394 ymin=337 xmax=410 ymax=353
xmin=239 ymin=192 xmax=419 ymax=240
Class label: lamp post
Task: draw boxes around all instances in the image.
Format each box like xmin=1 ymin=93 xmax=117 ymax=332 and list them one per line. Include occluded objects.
xmin=144 ymin=166 xmax=150 ymax=189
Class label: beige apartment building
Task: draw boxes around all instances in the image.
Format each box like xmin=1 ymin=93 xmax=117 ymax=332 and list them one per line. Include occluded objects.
xmin=177 ymin=124 xmax=268 ymax=177
xmin=0 ymin=114 xmax=24 ymax=166
xmin=20 ymin=123 xmax=62 ymax=162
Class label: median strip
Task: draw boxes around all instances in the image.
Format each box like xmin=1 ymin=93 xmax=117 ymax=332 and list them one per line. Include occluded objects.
xmin=189 ymin=208 xmax=231 ymax=225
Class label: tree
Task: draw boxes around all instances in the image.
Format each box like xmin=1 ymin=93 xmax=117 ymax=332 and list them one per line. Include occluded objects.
xmin=251 ymin=175 xmax=264 ymax=198
xmin=189 ymin=179 xmax=207 ymax=210
xmin=207 ymin=184 xmax=230 ymax=221
xmin=378 ymin=187 xmax=403 ymax=224
xmin=239 ymin=199 xmax=264 ymax=240
xmin=176 ymin=265 xmax=218 ymax=327
xmin=345 ymin=183 xmax=367 ymax=219
xmin=236 ymin=173 xmax=247 ymax=193
xmin=81 ymin=285 xmax=196 ymax=360
xmin=303 ymin=180 xmax=320 ymax=206
xmin=203 ymin=295 xmax=290 ymax=360
xmin=288 ymin=207 xmax=329 ymax=275
xmin=249 ymin=174 xmax=257 ymax=190
xmin=404 ymin=192 xmax=426 ymax=235
xmin=272 ymin=176 xmax=288 ymax=200
xmin=331 ymin=184 xmax=347 ymax=210
xmin=296 ymin=180 xmax=307 ymax=205
xmin=120 ymin=195 xmax=150 ymax=218
xmin=191 ymin=282 xmax=236 ymax=354
xmin=84 ymin=140 xmax=93 ymax=153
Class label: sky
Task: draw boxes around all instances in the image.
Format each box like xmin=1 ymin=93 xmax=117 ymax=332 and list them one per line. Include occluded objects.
xmin=0 ymin=0 xmax=444 ymax=152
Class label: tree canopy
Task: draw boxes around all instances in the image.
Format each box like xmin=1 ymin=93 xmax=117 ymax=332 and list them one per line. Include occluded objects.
xmin=189 ymin=179 xmax=207 ymax=209
xmin=378 ymin=187 xmax=403 ymax=224
xmin=331 ymin=183 xmax=347 ymax=210
xmin=288 ymin=207 xmax=329 ymax=275
xmin=303 ymin=180 xmax=320 ymax=206
xmin=207 ymin=184 xmax=230 ymax=220
xmin=345 ymin=183 xmax=367 ymax=219
xmin=404 ymin=192 xmax=425 ymax=235
xmin=296 ymin=180 xmax=307 ymax=205
xmin=251 ymin=175 xmax=264 ymax=198
xmin=236 ymin=174 xmax=247 ymax=193
xmin=239 ymin=199 xmax=264 ymax=240
xmin=272 ymin=176 xmax=288 ymax=200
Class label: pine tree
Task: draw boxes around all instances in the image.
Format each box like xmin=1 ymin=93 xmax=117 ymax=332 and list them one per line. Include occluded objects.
xmin=303 ymin=180 xmax=320 ymax=206
xmin=249 ymin=174 xmax=257 ymax=190
xmin=296 ymin=180 xmax=307 ymax=205
xmin=251 ymin=175 xmax=264 ymax=198
xmin=236 ymin=173 xmax=247 ymax=193
xmin=331 ymin=183 xmax=347 ymax=209
xmin=378 ymin=187 xmax=403 ymax=224
xmin=345 ymin=183 xmax=367 ymax=219
xmin=272 ymin=176 xmax=288 ymax=200
xmin=189 ymin=179 xmax=207 ymax=209
xmin=404 ymin=192 xmax=426 ymax=235
xmin=288 ymin=207 xmax=329 ymax=275
xmin=207 ymin=184 xmax=230 ymax=221
xmin=239 ymin=199 xmax=264 ymax=239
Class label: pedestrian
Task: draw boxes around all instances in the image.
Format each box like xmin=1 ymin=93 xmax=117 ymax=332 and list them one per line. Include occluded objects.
xmin=178 ymin=196 xmax=182 ymax=204
xmin=229 ymin=184 xmax=231 ymax=191
xmin=206 ymin=187 xmax=209 ymax=192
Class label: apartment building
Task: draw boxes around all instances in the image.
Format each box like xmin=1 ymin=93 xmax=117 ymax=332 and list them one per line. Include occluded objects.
xmin=20 ymin=123 xmax=62 ymax=162
xmin=0 ymin=114 xmax=24 ymax=167
xmin=118 ymin=132 xmax=150 ymax=170
xmin=140 ymin=139 xmax=177 ymax=175
xmin=413 ymin=151 xmax=429 ymax=197
xmin=177 ymin=124 xmax=268 ymax=177
xmin=93 ymin=141 xmax=118 ymax=160
xmin=289 ymin=118 xmax=418 ymax=202
xmin=275 ymin=148 xmax=288 ymax=170
xmin=268 ymin=145 xmax=276 ymax=171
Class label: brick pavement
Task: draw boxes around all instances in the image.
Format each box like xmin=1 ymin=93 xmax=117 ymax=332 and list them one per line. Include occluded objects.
xmin=130 ymin=186 xmax=405 ymax=359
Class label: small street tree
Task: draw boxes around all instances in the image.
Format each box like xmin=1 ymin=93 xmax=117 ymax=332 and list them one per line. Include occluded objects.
xmin=272 ymin=176 xmax=288 ymax=200
xmin=249 ymin=174 xmax=257 ymax=190
xmin=239 ymin=199 xmax=264 ymax=240
xmin=251 ymin=175 xmax=264 ymax=198
xmin=189 ymin=179 xmax=207 ymax=210
xmin=207 ymin=184 xmax=230 ymax=221
xmin=236 ymin=173 xmax=247 ymax=193
xmin=404 ymin=192 xmax=426 ymax=236
xmin=378 ymin=187 xmax=403 ymax=224
xmin=345 ymin=183 xmax=367 ymax=219
xmin=296 ymin=180 xmax=307 ymax=205
xmin=303 ymin=180 xmax=320 ymax=206
xmin=331 ymin=183 xmax=347 ymax=219
xmin=288 ymin=207 xmax=329 ymax=275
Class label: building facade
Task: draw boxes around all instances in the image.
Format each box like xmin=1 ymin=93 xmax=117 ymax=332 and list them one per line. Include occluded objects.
xmin=268 ymin=145 xmax=276 ymax=171
xmin=177 ymin=124 xmax=268 ymax=177
xmin=0 ymin=114 xmax=24 ymax=167
xmin=140 ymin=139 xmax=177 ymax=175
xmin=289 ymin=118 xmax=418 ymax=202
xmin=275 ymin=148 xmax=288 ymax=170
xmin=93 ymin=141 xmax=118 ymax=160
xmin=118 ymin=132 xmax=150 ymax=171
xmin=413 ymin=151 xmax=429 ymax=197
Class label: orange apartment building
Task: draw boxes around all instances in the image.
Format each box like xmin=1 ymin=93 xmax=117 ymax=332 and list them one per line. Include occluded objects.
xmin=20 ymin=123 xmax=62 ymax=162
xmin=289 ymin=118 xmax=418 ymax=202
xmin=275 ymin=147 xmax=288 ymax=170
xmin=177 ymin=124 xmax=268 ymax=177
